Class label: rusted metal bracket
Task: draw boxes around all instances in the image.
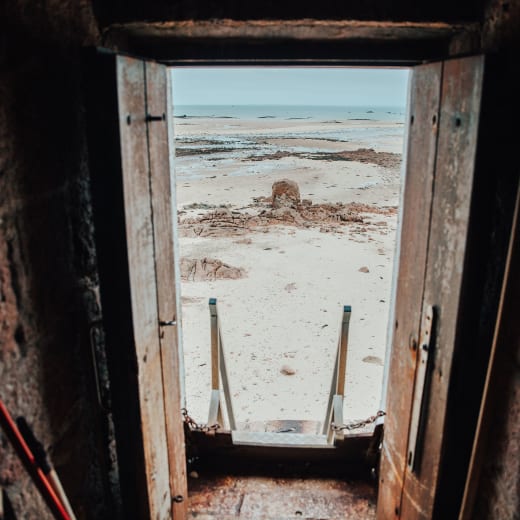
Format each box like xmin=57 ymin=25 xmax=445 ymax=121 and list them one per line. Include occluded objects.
xmin=367 ymin=412 xmax=385 ymax=468
xmin=407 ymin=304 xmax=436 ymax=472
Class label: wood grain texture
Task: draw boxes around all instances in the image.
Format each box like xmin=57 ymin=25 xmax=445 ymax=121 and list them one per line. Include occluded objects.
xmin=400 ymin=55 xmax=484 ymax=519
xmin=117 ymin=55 xmax=171 ymax=519
xmin=106 ymin=19 xmax=472 ymax=41
xmin=145 ymin=60 xmax=188 ymax=518
xmin=377 ymin=62 xmax=442 ymax=520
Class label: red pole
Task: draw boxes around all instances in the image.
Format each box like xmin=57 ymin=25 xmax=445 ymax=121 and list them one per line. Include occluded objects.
xmin=0 ymin=400 xmax=71 ymax=520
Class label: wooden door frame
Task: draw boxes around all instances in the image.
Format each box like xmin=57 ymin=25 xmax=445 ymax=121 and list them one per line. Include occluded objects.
xmin=84 ymin=37 xmax=517 ymax=518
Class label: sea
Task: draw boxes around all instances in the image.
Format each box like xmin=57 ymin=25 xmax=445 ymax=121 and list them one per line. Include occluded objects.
xmin=174 ymin=104 xmax=406 ymax=123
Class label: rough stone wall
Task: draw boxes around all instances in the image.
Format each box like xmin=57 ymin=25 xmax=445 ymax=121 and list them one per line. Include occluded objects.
xmin=0 ymin=1 xmax=116 ymax=517
xmin=1 ymin=1 xmax=519 ymax=519
xmin=474 ymin=367 xmax=520 ymax=520
xmin=469 ymin=2 xmax=520 ymax=518
xmin=481 ymin=0 xmax=520 ymax=50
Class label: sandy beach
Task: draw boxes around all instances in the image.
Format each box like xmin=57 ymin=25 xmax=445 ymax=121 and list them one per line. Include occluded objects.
xmin=174 ymin=113 xmax=404 ymax=429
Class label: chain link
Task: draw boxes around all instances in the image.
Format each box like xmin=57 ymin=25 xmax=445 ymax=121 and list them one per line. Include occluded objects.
xmin=182 ymin=408 xmax=384 ymax=434
xmin=332 ymin=410 xmax=386 ymax=431
xmin=182 ymin=408 xmax=220 ymax=433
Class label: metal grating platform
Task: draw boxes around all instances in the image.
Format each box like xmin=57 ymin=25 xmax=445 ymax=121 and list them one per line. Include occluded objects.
xmin=231 ymin=431 xmax=333 ymax=448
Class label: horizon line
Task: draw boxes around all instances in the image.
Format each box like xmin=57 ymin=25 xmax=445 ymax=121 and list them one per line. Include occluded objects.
xmin=174 ymin=103 xmax=406 ymax=108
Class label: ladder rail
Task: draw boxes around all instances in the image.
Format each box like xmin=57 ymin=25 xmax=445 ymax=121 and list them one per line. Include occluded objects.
xmin=323 ymin=305 xmax=352 ymax=444
xmin=208 ymin=298 xmax=351 ymax=445
xmin=208 ymin=298 xmax=236 ymax=430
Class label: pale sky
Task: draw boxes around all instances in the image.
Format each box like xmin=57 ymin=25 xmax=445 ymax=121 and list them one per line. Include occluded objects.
xmin=171 ymin=67 xmax=409 ymax=106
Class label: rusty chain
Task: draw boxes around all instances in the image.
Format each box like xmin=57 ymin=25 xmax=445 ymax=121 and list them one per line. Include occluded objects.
xmin=182 ymin=407 xmax=385 ymax=434
xmin=181 ymin=408 xmax=220 ymax=433
xmin=331 ymin=410 xmax=386 ymax=431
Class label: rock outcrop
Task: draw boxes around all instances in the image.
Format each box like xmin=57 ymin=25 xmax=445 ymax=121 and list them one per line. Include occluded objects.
xmin=180 ymin=257 xmax=246 ymax=281
xmin=272 ymin=179 xmax=301 ymax=209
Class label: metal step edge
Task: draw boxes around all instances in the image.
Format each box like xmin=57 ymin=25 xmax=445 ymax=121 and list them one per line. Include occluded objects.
xmin=231 ymin=430 xmax=334 ymax=448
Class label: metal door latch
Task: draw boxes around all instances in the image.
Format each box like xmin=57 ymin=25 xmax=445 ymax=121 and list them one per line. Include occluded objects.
xmin=407 ymin=304 xmax=436 ymax=472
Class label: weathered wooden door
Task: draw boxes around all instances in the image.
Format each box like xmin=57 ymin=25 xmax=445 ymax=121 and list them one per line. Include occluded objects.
xmin=377 ymin=55 xmax=485 ymax=519
xmin=86 ymin=53 xmax=187 ymax=519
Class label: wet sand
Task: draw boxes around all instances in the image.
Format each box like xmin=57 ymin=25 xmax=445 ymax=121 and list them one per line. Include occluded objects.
xmin=175 ymin=116 xmax=404 ymax=427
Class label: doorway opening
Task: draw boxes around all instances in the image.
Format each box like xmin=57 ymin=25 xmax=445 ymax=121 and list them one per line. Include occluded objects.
xmin=172 ymin=67 xmax=409 ymax=436
xmin=85 ymin=44 xmax=498 ymax=518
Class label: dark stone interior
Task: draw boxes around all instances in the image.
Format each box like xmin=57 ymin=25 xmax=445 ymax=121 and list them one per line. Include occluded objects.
xmin=0 ymin=0 xmax=519 ymax=517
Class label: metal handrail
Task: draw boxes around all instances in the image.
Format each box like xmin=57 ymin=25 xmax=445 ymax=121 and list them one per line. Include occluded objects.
xmin=323 ymin=305 xmax=352 ymax=444
xmin=207 ymin=298 xmax=236 ymax=430
xmin=207 ymin=299 xmax=350 ymax=442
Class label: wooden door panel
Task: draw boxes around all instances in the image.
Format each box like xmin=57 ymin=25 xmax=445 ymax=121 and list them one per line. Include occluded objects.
xmin=378 ymin=55 xmax=485 ymax=519
xmin=117 ymin=55 xmax=172 ymax=519
xmin=400 ymin=54 xmax=484 ymax=520
xmin=377 ymin=62 xmax=442 ymax=519
xmin=145 ymin=60 xmax=188 ymax=518
xmin=86 ymin=52 xmax=187 ymax=519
